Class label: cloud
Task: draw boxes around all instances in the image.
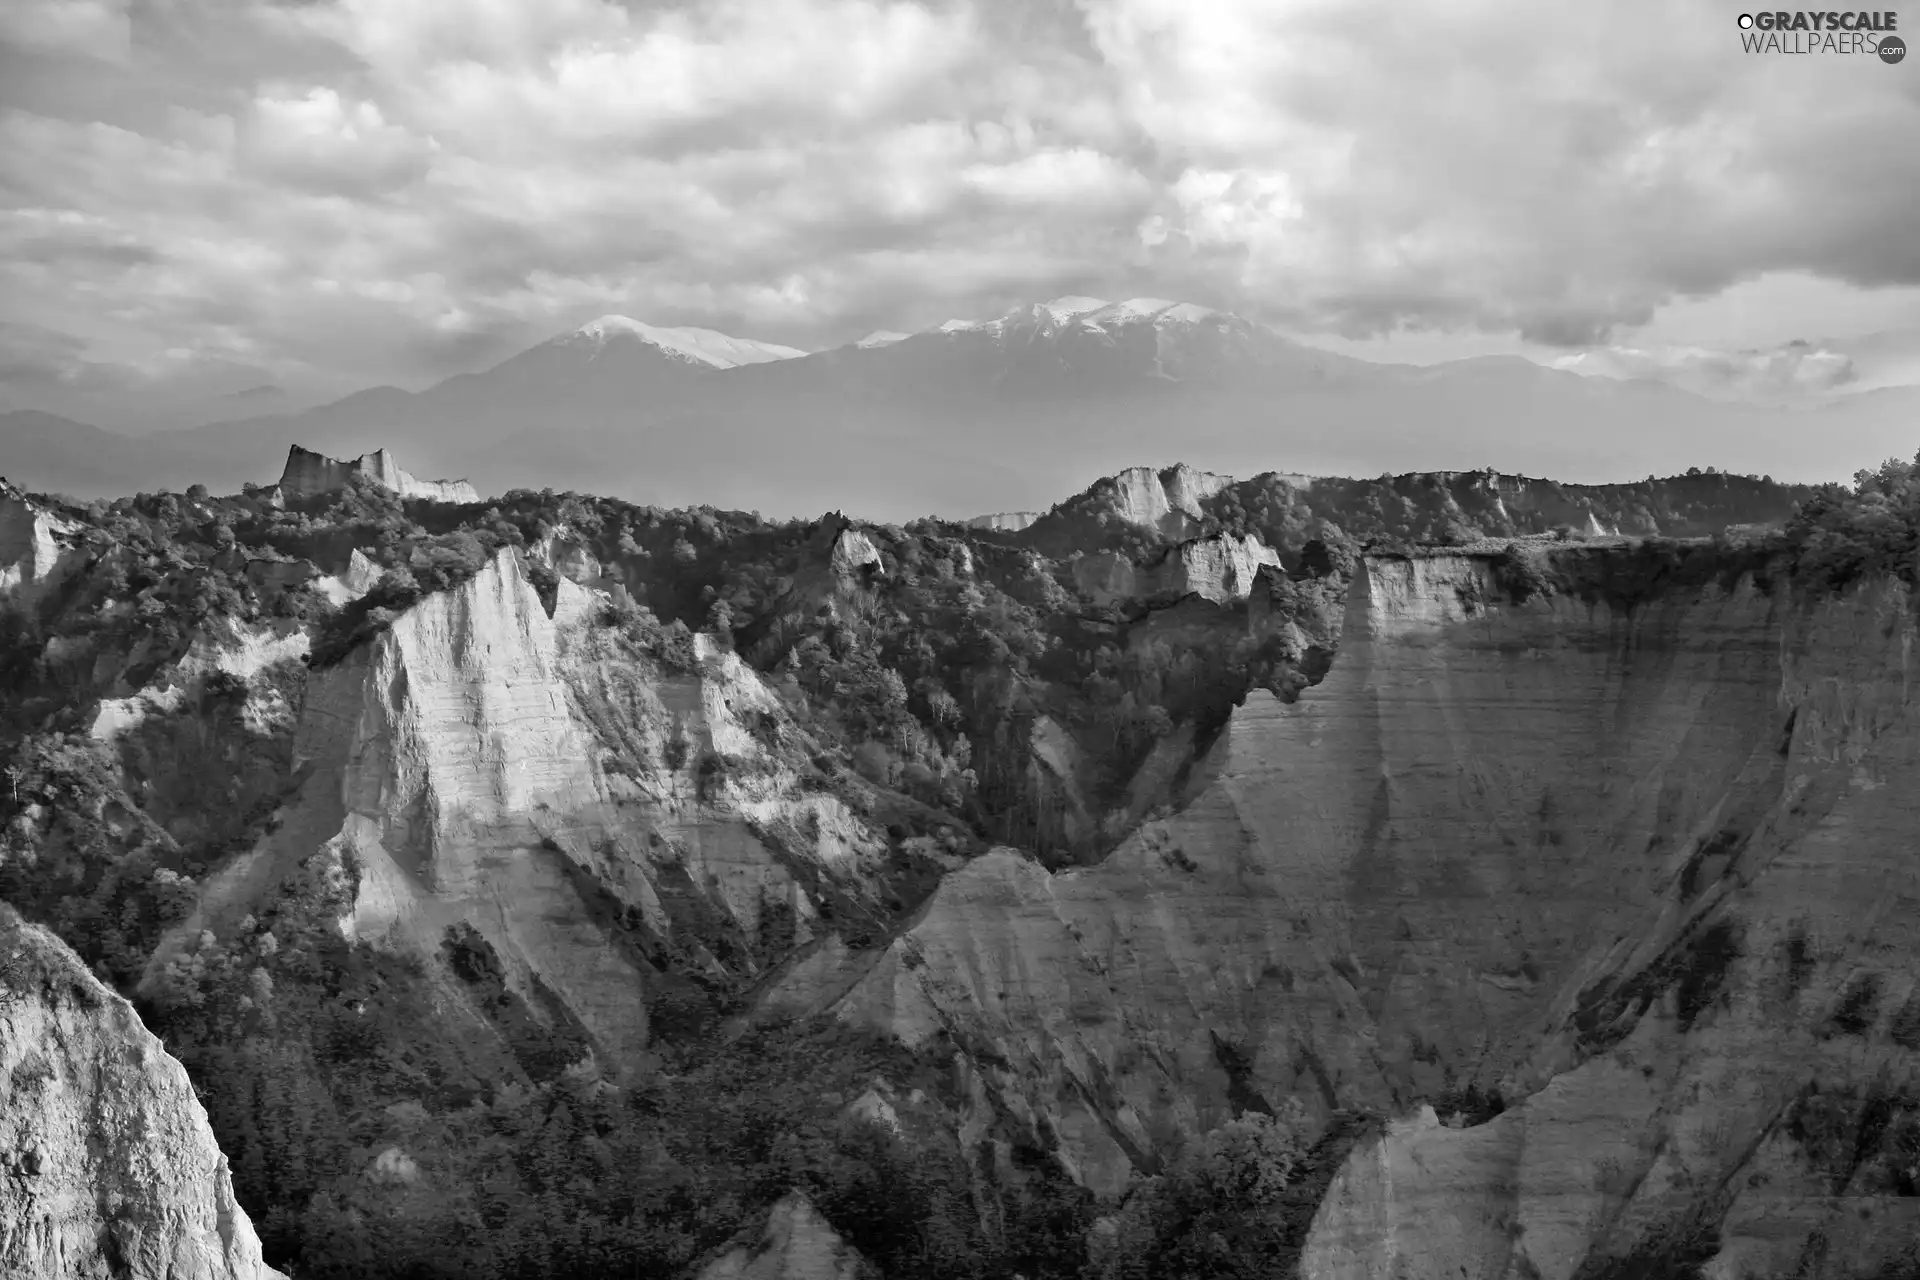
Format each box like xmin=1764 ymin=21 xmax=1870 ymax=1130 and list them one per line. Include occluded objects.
xmin=1090 ymin=0 xmax=1920 ymax=342
xmin=239 ymin=87 xmax=434 ymax=194
xmin=0 ymin=0 xmax=131 ymax=63
xmin=1552 ymin=340 xmax=1860 ymax=401
xmin=0 ymin=0 xmax=1916 ymax=425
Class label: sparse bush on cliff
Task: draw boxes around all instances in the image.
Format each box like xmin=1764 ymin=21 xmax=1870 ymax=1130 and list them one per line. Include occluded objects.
xmin=1492 ymin=542 xmax=1554 ymax=604
xmin=1088 ymin=1103 xmax=1312 ymax=1280
xmin=1781 ymin=452 xmax=1920 ymax=596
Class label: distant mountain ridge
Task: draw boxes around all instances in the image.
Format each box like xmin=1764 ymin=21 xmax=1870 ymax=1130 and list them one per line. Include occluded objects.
xmin=3 ymin=295 xmax=1917 ymax=520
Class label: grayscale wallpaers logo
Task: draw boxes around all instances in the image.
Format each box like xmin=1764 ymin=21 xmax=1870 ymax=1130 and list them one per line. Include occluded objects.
xmin=1738 ymin=10 xmax=1905 ymax=59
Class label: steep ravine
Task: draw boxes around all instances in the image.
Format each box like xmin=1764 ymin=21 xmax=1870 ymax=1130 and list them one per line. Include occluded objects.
xmin=797 ymin=542 xmax=1920 ymax=1272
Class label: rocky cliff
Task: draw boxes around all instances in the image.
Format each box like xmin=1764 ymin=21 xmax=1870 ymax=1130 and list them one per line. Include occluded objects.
xmin=0 ymin=482 xmax=84 ymax=603
xmin=1071 ymin=531 xmax=1282 ymax=605
xmin=695 ymin=1193 xmax=870 ymax=1280
xmin=1300 ymin=557 xmax=1920 ymax=1278
xmin=965 ymin=511 xmax=1041 ymax=533
xmin=275 ymin=445 xmax=480 ymax=505
xmin=0 ymin=906 xmax=283 ymax=1280
xmin=795 ymin=539 xmax=1920 ymax=1272
xmin=145 ymin=544 xmax=901 ymax=1075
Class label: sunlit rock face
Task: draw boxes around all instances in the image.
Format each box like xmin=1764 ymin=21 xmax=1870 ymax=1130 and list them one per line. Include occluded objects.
xmin=276 ymin=445 xmax=480 ymax=505
xmin=145 ymin=546 xmax=893 ymax=1076
xmin=1104 ymin=464 xmax=1233 ymax=538
xmin=814 ymin=542 xmax=1920 ymax=1271
xmin=1071 ymin=532 xmax=1282 ymax=605
xmin=694 ymin=1193 xmax=868 ymax=1280
xmin=0 ymin=909 xmax=285 ymax=1280
xmin=966 ymin=511 xmax=1041 ymax=533
xmin=0 ymin=483 xmax=85 ymax=603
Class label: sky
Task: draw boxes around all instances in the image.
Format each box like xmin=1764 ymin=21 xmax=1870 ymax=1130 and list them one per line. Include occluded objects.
xmin=2 ymin=0 xmax=1919 ymax=431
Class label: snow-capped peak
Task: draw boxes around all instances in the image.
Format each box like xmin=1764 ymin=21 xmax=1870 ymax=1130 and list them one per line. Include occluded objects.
xmin=855 ymin=330 xmax=910 ymax=349
xmin=911 ymin=295 xmax=1241 ymax=343
xmin=1079 ymin=298 xmax=1222 ymax=327
xmin=565 ymin=315 xmax=806 ymax=368
xmin=1037 ymin=296 xmax=1110 ymax=323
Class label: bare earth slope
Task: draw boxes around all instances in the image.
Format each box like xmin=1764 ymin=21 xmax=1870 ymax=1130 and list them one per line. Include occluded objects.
xmin=1304 ymin=564 xmax=1920 ymax=1279
xmin=0 ymin=907 xmax=284 ymax=1280
xmin=805 ymin=541 xmax=1920 ymax=1272
xmin=145 ymin=545 xmax=899 ymax=1077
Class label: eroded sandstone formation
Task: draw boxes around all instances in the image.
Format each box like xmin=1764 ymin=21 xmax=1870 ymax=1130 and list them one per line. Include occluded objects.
xmin=0 ymin=907 xmax=283 ymax=1280
xmin=1071 ymin=530 xmax=1282 ymax=605
xmin=1302 ymin=561 xmax=1920 ymax=1278
xmin=1105 ymin=464 xmax=1233 ymax=537
xmin=694 ymin=1193 xmax=870 ymax=1280
xmin=0 ymin=482 xmax=84 ymax=603
xmin=796 ymin=540 xmax=1920 ymax=1272
xmin=965 ymin=511 xmax=1040 ymax=533
xmin=145 ymin=545 xmax=899 ymax=1076
xmin=275 ymin=444 xmax=480 ymax=505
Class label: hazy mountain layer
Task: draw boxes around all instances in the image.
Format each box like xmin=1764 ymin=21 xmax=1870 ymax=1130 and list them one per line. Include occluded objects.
xmin=6 ymin=297 xmax=1918 ymax=520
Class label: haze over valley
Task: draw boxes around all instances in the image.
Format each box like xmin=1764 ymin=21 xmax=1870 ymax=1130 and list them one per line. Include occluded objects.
xmin=7 ymin=295 xmax=1920 ymax=522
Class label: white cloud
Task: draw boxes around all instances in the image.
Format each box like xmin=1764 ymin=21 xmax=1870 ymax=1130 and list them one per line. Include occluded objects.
xmin=239 ymin=88 xmax=434 ymax=193
xmin=0 ymin=0 xmax=131 ymax=63
xmin=1553 ymin=341 xmax=1859 ymax=401
xmin=0 ymin=0 xmax=1917 ymax=426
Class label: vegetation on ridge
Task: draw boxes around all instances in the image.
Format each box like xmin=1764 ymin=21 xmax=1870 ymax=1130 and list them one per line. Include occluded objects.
xmin=2 ymin=454 xmax=1916 ymax=1277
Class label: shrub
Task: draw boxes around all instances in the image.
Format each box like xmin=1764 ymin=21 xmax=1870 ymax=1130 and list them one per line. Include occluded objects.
xmin=1491 ymin=543 xmax=1553 ymax=604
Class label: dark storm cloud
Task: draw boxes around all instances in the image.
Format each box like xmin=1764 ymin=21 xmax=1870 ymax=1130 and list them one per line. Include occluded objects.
xmin=0 ymin=0 xmax=1915 ymax=422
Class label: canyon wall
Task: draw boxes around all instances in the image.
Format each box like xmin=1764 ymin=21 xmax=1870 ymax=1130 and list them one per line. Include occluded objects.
xmin=1302 ymin=563 xmax=1920 ymax=1279
xmin=804 ymin=541 xmax=1920 ymax=1273
xmin=146 ymin=545 xmax=898 ymax=1074
xmin=0 ymin=908 xmax=283 ymax=1280
xmin=276 ymin=445 xmax=480 ymax=505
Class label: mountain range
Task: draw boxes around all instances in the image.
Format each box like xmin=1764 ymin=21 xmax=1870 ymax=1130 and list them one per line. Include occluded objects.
xmin=4 ymin=296 xmax=1917 ymax=523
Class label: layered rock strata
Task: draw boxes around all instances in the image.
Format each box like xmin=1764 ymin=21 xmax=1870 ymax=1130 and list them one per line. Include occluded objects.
xmin=804 ymin=541 xmax=1920 ymax=1275
xmin=965 ymin=512 xmax=1040 ymax=533
xmin=275 ymin=445 xmax=480 ymax=505
xmin=146 ymin=547 xmax=893 ymax=1075
xmin=1301 ymin=564 xmax=1920 ymax=1278
xmin=0 ymin=908 xmax=283 ymax=1280
xmin=1071 ymin=531 xmax=1281 ymax=604
xmin=1105 ymin=464 xmax=1233 ymax=537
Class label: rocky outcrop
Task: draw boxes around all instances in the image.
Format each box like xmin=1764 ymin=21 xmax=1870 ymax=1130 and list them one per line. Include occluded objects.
xmin=966 ymin=511 xmax=1040 ymax=533
xmin=275 ymin=445 xmax=479 ymax=505
xmin=807 ymin=540 xmax=1920 ymax=1272
xmin=90 ymin=618 xmax=311 ymax=744
xmin=770 ymin=515 xmax=887 ymax=621
xmin=1072 ymin=532 xmax=1281 ymax=605
xmin=0 ymin=483 xmax=85 ymax=603
xmin=694 ymin=1193 xmax=869 ymax=1280
xmin=146 ymin=546 xmax=894 ymax=1076
xmin=1106 ymin=464 xmax=1232 ymax=537
xmin=0 ymin=907 xmax=283 ymax=1280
